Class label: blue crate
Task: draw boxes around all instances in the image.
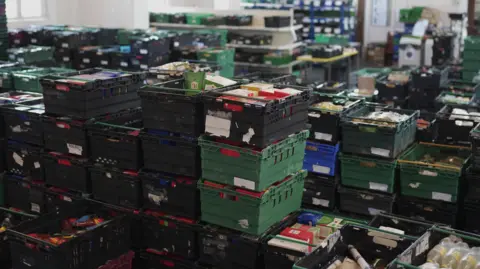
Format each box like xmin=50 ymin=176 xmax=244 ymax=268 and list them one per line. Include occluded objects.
xmin=303 ymin=141 xmax=339 ymax=176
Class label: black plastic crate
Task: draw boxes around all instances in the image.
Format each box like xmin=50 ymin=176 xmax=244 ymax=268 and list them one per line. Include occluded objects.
xmin=264 ymin=16 xmax=291 ymax=28
xmin=130 ymin=35 xmax=171 ymax=57
xmin=72 ymin=46 xmax=102 ymax=69
xmin=94 ymin=28 xmax=119 ymax=46
xmin=235 ymin=51 xmax=264 ymax=63
xmin=110 ymin=51 xmax=132 ymax=70
xmin=308 ymin=94 xmax=363 ymax=144
xmin=396 ymin=195 xmax=458 ymax=227
xmin=436 ymin=105 xmax=479 ymax=145
xmin=44 ymin=186 xmax=86 ymax=213
xmin=90 ymin=165 xmax=141 ymax=209
xmin=9 ymin=29 xmax=30 ymax=48
xmin=302 ymin=173 xmax=336 ymax=210
xmin=88 ymin=108 xmax=143 ymax=170
xmin=1 ymin=101 xmax=44 ymax=146
xmin=411 ymin=66 xmax=448 ymax=89
xmin=6 ymin=140 xmax=44 ymax=180
xmin=464 ymin=199 xmax=480 ymax=233
xmin=203 ymin=84 xmax=311 ymax=147
xmin=198 ymin=224 xmax=272 ymax=269
xmin=293 ymin=224 xmax=416 ymax=269
xmin=43 ymin=152 xmax=91 ymax=193
xmin=310 ymin=45 xmax=343 ymax=58
xmin=136 ymin=250 xmax=198 ymax=269
xmin=138 ymin=79 xmax=232 ymax=137
xmin=233 ymin=72 xmax=296 ymax=85
xmin=226 ymin=15 xmax=252 ymax=26
xmin=338 ymin=186 xmax=395 ymax=216
xmin=52 ymin=30 xmax=90 ymax=49
xmin=368 ymin=213 xmax=435 ymax=238
xmin=416 ymin=111 xmax=438 ymax=142
xmin=7 ymin=201 xmax=132 ymax=269
xmin=0 ymin=208 xmax=36 ymax=269
xmin=140 ymin=211 xmax=200 ymax=259
xmin=376 ymin=75 xmax=410 ymax=101
xmin=40 ymin=68 xmax=145 ymax=119
xmin=466 ymin=166 xmax=480 ymax=200
xmin=141 ymin=130 xmax=200 ymax=177
xmin=42 ymin=114 xmax=96 ymax=157
xmin=140 ymin=170 xmax=199 ymax=220
xmin=3 ymin=174 xmax=46 ymax=214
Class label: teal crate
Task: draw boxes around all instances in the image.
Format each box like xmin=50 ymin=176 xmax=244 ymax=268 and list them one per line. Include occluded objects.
xmin=465 ymin=37 xmax=480 ymax=51
xmin=341 ymin=104 xmax=419 ymax=159
xmin=198 ymin=170 xmax=306 ymax=235
xmin=0 ymin=66 xmax=35 ymax=89
xmin=13 ymin=67 xmax=74 ymax=93
xmin=398 ymin=143 xmax=470 ymax=203
xmin=463 ymin=70 xmax=479 ymax=82
xmin=199 ymin=130 xmax=308 ymax=192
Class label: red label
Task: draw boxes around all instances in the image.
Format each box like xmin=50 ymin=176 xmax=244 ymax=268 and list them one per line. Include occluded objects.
xmin=58 ymin=159 xmax=71 ymax=166
xmin=128 ymin=130 xmax=140 ymax=136
xmin=56 ymin=122 xmax=70 ymax=129
xmin=220 ymin=148 xmax=240 ymax=158
xmin=162 ymin=261 xmax=175 ymax=267
xmin=55 ymin=84 xmax=70 ymax=92
xmin=123 ymin=171 xmax=139 ymax=176
xmin=223 ymin=103 xmax=243 ymax=112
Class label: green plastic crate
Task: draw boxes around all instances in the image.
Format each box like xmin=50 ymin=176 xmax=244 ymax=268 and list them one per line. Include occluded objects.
xmin=340 ymin=153 xmax=396 ymax=193
xmin=314 ymin=34 xmax=349 ymax=45
xmin=186 ymin=13 xmax=214 ymax=25
xmin=199 ymin=130 xmax=308 ymax=192
xmin=264 ymin=54 xmax=292 ymax=66
xmin=197 ymin=48 xmax=235 ymax=63
xmin=465 ymin=37 xmax=480 ymax=51
xmin=150 ymin=12 xmax=170 ymax=23
xmin=7 ymin=46 xmax=53 ymax=64
xmin=0 ymin=66 xmax=35 ymax=89
xmin=219 ymin=63 xmax=234 ymax=78
xmin=463 ymin=50 xmax=480 ymax=61
xmin=398 ymin=143 xmax=470 ymax=203
xmin=12 ymin=67 xmax=74 ymax=93
xmin=463 ymin=70 xmax=478 ymax=82
xmin=341 ymin=105 xmax=419 ymax=159
xmin=198 ymin=170 xmax=306 ymax=235
xmin=463 ymin=61 xmax=480 ymax=71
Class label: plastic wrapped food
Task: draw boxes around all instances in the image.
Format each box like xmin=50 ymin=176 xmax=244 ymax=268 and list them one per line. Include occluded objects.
xmin=441 ymin=95 xmax=471 ymax=105
xmin=352 ymin=111 xmax=409 ymax=127
xmin=419 ymin=154 xmax=466 ymax=168
xmin=449 ymin=109 xmax=480 ymax=122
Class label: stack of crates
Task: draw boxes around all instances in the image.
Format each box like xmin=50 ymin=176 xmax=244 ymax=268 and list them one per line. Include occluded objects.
xmin=197 ymin=82 xmax=310 ymax=244
xmin=375 ymin=68 xmax=411 ymax=109
xmin=397 ymin=143 xmax=470 ymax=228
xmin=137 ymin=77 xmax=205 ymax=262
xmin=0 ymin=0 xmax=7 ymax=61
xmin=463 ymin=36 xmax=480 ymax=81
xmin=197 ymin=48 xmax=235 ymax=78
xmin=408 ymin=66 xmax=448 ymax=111
xmin=465 ymin=125 xmax=480 ymax=232
xmin=302 ymin=92 xmax=363 ymax=210
xmin=339 ymin=103 xmax=419 ymax=217
xmin=0 ymin=92 xmax=45 ymax=215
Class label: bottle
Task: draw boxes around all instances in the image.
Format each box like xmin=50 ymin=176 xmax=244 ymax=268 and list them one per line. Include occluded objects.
xmin=427 ymin=237 xmax=456 ymax=264
xmin=441 ymin=242 xmax=470 ymax=269
xmin=459 ymin=248 xmax=480 ymax=269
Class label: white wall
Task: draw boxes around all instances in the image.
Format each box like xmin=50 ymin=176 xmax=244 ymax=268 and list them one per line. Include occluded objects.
xmin=364 ymin=0 xmax=468 ymax=45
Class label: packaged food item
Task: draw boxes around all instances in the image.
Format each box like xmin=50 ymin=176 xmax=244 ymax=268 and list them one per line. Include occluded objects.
xmin=240 ymin=83 xmax=274 ymax=92
xmin=427 ymin=237 xmax=459 ymax=264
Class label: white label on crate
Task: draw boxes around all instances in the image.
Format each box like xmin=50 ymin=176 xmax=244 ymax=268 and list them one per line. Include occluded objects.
xmin=14 ymin=39 xmax=20 ymax=44
xmin=174 ymin=41 xmax=179 ymax=47
xmin=245 ymin=39 xmax=251 ymax=44
xmin=17 ymin=58 xmax=24 ymax=63
xmin=294 ymin=0 xmax=300 ymax=4
xmin=315 ymin=27 xmax=321 ymax=33
xmin=312 ymin=198 xmax=329 ymax=207
xmin=371 ymin=147 xmax=390 ymax=157
xmin=314 ymin=0 xmax=321 ymax=6
xmin=308 ymin=112 xmax=320 ymax=118
xmin=106 ymin=172 xmax=112 ymax=179
xmin=205 ymin=115 xmax=231 ymax=138
xmin=334 ymin=28 xmax=341 ymax=34
xmin=419 ymin=170 xmax=438 ymax=177
xmin=455 ymin=120 xmax=474 ymax=127
xmin=234 ymin=177 xmax=255 ymax=190
xmin=34 ymin=162 xmax=40 ymax=169
xmin=22 ymin=78 xmax=30 ymax=82
xmin=242 ymin=128 xmax=255 ymax=143
xmin=140 ymin=64 xmax=148 ymax=70
xmin=67 ymin=143 xmax=83 ymax=156
xmin=140 ymin=49 xmax=148 ymax=55
xmin=432 ymin=192 xmax=452 ymax=202
xmin=31 ymin=203 xmax=40 ymax=213
xmin=415 ymin=232 xmax=431 ymax=257
xmin=315 ymin=132 xmax=333 ymax=142
xmin=101 ymin=60 xmax=108 ymax=65
xmin=324 ymin=27 xmax=333 ymax=33
xmin=63 ymin=57 xmax=70 ymax=62
xmin=63 ymin=196 xmax=72 ymax=202
xmin=31 ymin=38 xmax=37 ymax=44
xmin=265 ymin=61 xmax=272 ymax=65
xmin=13 ymin=152 xmax=24 ymax=166
xmin=83 ymin=58 xmax=90 ymax=63
xmin=62 ymin=43 xmax=69 ymax=48
xmin=324 ymin=0 xmax=333 ymax=6
xmin=369 ymin=182 xmax=388 ymax=192
xmin=313 ymin=165 xmax=331 ymax=175
xmin=238 ymin=219 xmax=249 ymax=229
xmin=9 ymin=55 xmax=15 ymax=60
xmin=120 ymin=62 xmax=128 ymax=67
xmin=368 ymin=208 xmax=384 ymax=215
xmin=409 ymin=182 xmax=421 ymax=189
xmin=360 ymin=194 xmax=374 ymax=200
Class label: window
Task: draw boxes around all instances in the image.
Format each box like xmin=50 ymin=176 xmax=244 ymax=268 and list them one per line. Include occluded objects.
xmin=6 ymin=0 xmax=44 ymax=19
